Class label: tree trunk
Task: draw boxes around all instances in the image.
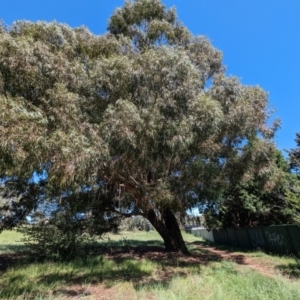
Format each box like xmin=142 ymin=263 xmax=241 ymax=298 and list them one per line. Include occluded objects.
xmin=147 ymin=207 xmax=190 ymax=255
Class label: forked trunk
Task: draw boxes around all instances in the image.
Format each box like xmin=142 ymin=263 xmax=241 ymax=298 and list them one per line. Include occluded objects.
xmin=147 ymin=207 xmax=190 ymax=255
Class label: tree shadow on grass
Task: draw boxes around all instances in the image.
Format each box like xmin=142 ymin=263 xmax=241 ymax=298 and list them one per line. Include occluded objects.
xmin=0 ymin=250 xmax=32 ymax=273
xmin=98 ymin=241 xmax=240 ymax=290
xmin=0 ymin=254 xmax=154 ymax=299
xmin=276 ymin=261 xmax=300 ymax=279
xmin=53 ymin=287 xmax=91 ymax=299
xmin=0 ymin=243 xmax=230 ymax=298
xmin=0 ymin=239 xmax=253 ymax=299
xmin=0 ymin=244 xmax=28 ymax=254
xmin=87 ymin=238 xmax=165 ymax=255
xmin=187 ymin=239 xmax=300 ymax=280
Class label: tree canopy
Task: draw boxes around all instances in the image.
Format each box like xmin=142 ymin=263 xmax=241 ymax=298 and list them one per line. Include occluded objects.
xmin=0 ymin=0 xmax=282 ymax=254
xmin=203 ymin=150 xmax=300 ymax=229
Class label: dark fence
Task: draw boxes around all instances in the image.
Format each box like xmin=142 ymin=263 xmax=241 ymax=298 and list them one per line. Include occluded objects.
xmin=190 ymin=224 xmax=300 ymax=257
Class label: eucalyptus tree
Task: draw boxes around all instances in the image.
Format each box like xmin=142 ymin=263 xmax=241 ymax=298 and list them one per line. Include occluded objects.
xmin=0 ymin=0 xmax=278 ymax=254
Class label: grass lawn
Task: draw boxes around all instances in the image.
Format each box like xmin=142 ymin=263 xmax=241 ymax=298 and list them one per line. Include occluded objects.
xmin=0 ymin=229 xmax=27 ymax=254
xmin=1 ymin=230 xmax=300 ymax=299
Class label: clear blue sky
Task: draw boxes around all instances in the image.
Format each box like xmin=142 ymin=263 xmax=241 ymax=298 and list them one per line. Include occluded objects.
xmin=1 ymin=0 xmax=300 ymax=154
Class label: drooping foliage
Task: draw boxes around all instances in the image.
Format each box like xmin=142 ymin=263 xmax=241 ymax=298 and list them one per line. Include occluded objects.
xmin=0 ymin=0 xmax=281 ymax=254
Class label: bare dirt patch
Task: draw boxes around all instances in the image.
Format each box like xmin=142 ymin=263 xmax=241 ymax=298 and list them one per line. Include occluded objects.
xmin=194 ymin=244 xmax=276 ymax=277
